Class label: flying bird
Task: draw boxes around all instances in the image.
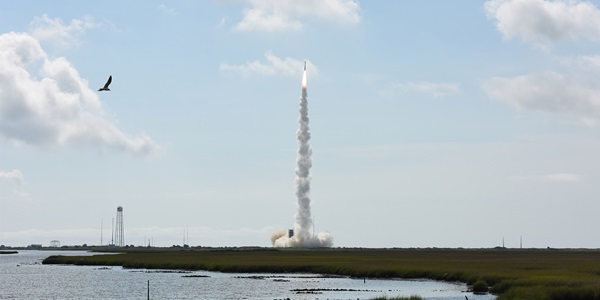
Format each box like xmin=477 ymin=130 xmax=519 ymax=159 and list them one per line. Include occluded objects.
xmin=98 ymin=75 xmax=112 ymax=91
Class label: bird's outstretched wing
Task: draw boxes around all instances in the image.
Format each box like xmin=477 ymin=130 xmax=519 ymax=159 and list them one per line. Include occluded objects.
xmin=103 ymin=76 xmax=112 ymax=89
xmin=99 ymin=75 xmax=112 ymax=91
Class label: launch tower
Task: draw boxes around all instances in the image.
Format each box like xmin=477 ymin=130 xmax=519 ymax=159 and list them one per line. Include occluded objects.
xmin=115 ymin=206 xmax=124 ymax=247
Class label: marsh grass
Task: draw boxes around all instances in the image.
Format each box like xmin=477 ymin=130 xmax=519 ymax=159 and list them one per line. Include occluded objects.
xmin=43 ymin=248 xmax=600 ymax=299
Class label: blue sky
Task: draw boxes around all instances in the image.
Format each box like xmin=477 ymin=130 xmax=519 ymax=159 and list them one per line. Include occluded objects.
xmin=1 ymin=0 xmax=600 ymax=248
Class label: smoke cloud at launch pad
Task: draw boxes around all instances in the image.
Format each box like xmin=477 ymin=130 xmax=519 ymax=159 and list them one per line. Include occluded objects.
xmin=271 ymin=64 xmax=333 ymax=248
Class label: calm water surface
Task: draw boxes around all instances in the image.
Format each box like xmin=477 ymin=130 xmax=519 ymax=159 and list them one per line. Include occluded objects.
xmin=0 ymin=250 xmax=496 ymax=300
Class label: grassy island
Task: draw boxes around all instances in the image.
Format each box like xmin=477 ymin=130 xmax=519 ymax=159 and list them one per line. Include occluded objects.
xmin=43 ymin=247 xmax=600 ymax=299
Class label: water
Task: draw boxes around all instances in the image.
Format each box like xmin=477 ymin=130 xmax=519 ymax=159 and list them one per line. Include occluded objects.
xmin=0 ymin=250 xmax=496 ymax=299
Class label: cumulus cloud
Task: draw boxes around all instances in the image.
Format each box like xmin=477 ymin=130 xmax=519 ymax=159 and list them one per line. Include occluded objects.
xmin=234 ymin=0 xmax=360 ymax=32
xmin=220 ymin=52 xmax=318 ymax=78
xmin=0 ymin=31 xmax=158 ymax=155
xmin=485 ymin=0 xmax=600 ymax=45
xmin=382 ymin=81 xmax=460 ymax=98
xmin=484 ymin=1 xmax=600 ymax=123
xmin=28 ymin=14 xmax=97 ymax=49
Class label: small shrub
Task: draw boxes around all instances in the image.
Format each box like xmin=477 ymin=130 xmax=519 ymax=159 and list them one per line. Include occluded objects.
xmin=472 ymin=279 xmax=489 ymax=293
xmin=489 ymin=279 xmax=513 ymax=294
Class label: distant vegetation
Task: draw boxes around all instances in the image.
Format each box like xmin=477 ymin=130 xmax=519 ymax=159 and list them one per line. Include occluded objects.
xmin=370 ymin=296 xmax=422 ymax=300
xmin=43 ymin=247 xmax=600 ymax=299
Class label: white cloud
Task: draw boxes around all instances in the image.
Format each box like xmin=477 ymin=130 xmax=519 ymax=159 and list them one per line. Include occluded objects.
xmin=485 ymin=0 xmax=600 ymax=45
xmin=158 ymin=4 xmax=177 ymax=16
xmin=234 ymin=0 xmax=360 ymax=32
xmin=237 ymin=7 xmax=303 ymax=32
xmin=0 ymin=32 xmax=158 ymax=156
xmin=0 ymin=169 xmax=27 ymax=199
xmin=482 ymin=70 xmax=600 ymax=124
xmin=512 ymin=173 xmax=582 ymax=182
xmin=218 ymin=17 xmax=228 ymax=29
xmin=0 ymin=169 xmax=24 ymax=186
xmin=571 ymin=54 xmax=600 ymax=69
xmin=382 ymin=81 xmax=460 ymax=98
xmin=484 ymin=2 xmax=600 ymax=124
xmin=220 ymin=52 xmax=318 ymax=78
xmin=28 ymin=14 xmax=97 ymax=49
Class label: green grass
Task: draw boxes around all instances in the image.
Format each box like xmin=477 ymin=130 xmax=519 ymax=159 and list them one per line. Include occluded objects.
xmin=42 ymin=248 xmax=600 ymax=299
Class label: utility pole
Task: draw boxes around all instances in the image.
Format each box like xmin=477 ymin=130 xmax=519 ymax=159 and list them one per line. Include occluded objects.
xmin=111 ymin=218 xmax=114 ymax=245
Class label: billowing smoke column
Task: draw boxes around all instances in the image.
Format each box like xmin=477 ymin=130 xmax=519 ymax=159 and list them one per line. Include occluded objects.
xmin=272 ymin=62 xmax=333 ymax=248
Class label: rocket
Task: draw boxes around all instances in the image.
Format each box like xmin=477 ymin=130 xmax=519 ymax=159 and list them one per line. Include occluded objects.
xmin=301 ymin=61 xmax=307 ymax=89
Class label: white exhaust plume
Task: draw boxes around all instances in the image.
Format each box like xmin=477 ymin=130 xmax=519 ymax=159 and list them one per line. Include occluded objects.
xmin=272 ymin=62 xmax=333 ymax=248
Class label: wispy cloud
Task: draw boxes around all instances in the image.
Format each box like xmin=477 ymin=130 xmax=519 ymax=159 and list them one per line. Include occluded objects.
xmin=0 ymin=31 xmax=158 ymax=156
xmin=28 ymin=14 xmax=97 ymax=49
xmin=0 ymin=169 xmax=28 ymax=199
xmin=482 ymin=69 xmax=600 ymax=125
xmin=485 ymin=0 xmax=600 ymax=45
xmin=382 ymin=81 xmax=460 ymax=98
xmin=218 ymin=17 xmax=228 ymax=29
xmin=220 ymin=52 xmax=318 ymax=78
xmin=234 ymin=0 xmax=360 ymax=32
xmin=158 ymin=4 xmax=177 ymax=16
xmin=512 ymin=173 xmax=582 ymax=183
xmin=0 ymin=169 xmax=24 ymax=186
